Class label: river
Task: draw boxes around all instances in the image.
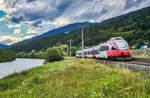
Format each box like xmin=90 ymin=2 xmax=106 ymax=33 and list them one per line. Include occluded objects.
xmin=0 ymin=58 xmax=45 ymax=79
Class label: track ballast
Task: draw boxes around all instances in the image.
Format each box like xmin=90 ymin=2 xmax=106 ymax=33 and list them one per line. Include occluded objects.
xmin=95 ymin=58 xmax=150 ymax=72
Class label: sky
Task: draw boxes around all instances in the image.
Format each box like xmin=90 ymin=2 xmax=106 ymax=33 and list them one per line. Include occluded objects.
xmin=0 ymin=0 xmax=150 ymax=45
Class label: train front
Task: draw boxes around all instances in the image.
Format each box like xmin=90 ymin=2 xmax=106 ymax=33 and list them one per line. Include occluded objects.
xmin=114 ymin=39 xmax=132 ymax=60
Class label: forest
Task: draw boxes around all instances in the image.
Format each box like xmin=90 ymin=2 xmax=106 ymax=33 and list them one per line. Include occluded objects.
xmin=10 ymin=6 xmax=150 ymax=53
xmin=0 ymin=49 xmax=16 ymax=63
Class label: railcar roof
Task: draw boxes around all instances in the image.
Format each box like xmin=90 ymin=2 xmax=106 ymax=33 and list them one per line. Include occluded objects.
xmin=108 ymin=37 xmax=124 ymax=41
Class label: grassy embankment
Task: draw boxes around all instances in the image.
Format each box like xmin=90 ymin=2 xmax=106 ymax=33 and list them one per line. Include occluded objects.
xmin=131 ymin=49 xmax=150 ymax=58
xmin=0 ymin=58 xmax=150 ymax=98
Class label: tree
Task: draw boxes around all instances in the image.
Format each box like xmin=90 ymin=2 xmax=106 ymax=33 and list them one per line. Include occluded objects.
xmin=0 ymin=49 xmax=16 ymax=62
xmin=37 ymin=51 xmax=45 ymax=59
xmin=45 ymin=47 xmax=64 ymax=62
xmin=28 ymin=50 xmax=37 ymax=58
xmin=17 ymin=52 xmax=27 ymax=58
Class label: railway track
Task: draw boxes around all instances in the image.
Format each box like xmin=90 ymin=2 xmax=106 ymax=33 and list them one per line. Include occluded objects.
xmin=120 ymin=58 xmax=150 ymax=66
xmin=95 ymin=58 xmax=150 ymax=72
xmin=127 ymin=62 xmax=150 ymax=66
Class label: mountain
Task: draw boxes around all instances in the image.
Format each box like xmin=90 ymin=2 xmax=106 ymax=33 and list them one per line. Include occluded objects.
xmin=0 ymin=44 xmax=9 ymax=49
xmin=12 ymin=22 xmax=97 ymax=46
xmin=10 ymin=6 xmax=150 ymax=52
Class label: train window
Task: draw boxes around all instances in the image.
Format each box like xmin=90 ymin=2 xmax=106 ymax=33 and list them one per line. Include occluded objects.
xmin=79 ymin=52 xmax=81 ymax=55
xmin=100 ymin=46 xmax=106 ymax=51
xmin=91 ymin=50 xmax=94 ymax=54
xmin=107 ymin=46 xmax=109 ymax=50
xmin=86 ymin=51 xmax=88 ymax=55
xmin=91 ymin=50 xmax=96 ymax=54
xmin=93 ymin=50 xmax=96 ymax=54
xmin=112 ymin=46 xmax=117 ymax=50
xmin=100 ymin=46 xmax=103 ymax=51
xmin=103 ymin=47 xmax=105 ymax=50
xmin=88 ymin=51 xmax=90 ymax=55
xmin=89 ymin=51 xmax=91 ymax=55
xmin=99 ymin=47 xmax=101 ymax=51
xmin=94 ymin=50 xmax=96 ymax=54
xmin=102 ymin=46 xmax=104 ymax=51
xmin=104 ymin=46 xmax=108 ymax=50
xmin=103 ymin=46 xmax=105 ymax=51
xmin=95 ymin=49 xmax=99 ymax=54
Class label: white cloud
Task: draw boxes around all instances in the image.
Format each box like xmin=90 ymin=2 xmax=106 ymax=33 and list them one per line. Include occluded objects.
xmin=0 ymin=35 xmax=33 ymax=45
xmin=13 ymin=29 xmax=21 ymax=35
xmin=26 ymin=26 xmax=49 ymax=35
xmin=1 ymin=0 xmax=150 ymax=25
xmin=7 ymin=24 xmax=21 ymax=28
xmin=0 ymin=0 xmax=150 ymax=45
xmin=50 ymin=17 xmax=70 ymax=26
xmin=0 ymin=17 xmax=5 ymax=21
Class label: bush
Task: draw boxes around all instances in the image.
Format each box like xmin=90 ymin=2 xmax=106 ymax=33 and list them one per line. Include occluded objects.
xmin=15 ymin=46 xmax=66 ymax=60
xmin=32 ymin=74 xmax=41 ymax=84
xmin=45 ymin=47 xmax=64 ymax=62
xmin=16 ymin=52 xmax=28 ymax=58
xmin=28 ymin=50 xmax=37 ymax=58
xmin=36 ymin=51 xmax=45 ymax=59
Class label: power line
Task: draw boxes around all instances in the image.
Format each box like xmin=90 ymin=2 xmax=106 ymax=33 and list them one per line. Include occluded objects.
xmin=78 ymin=0 xmax=99 ymax=58
xmin=94 ymin=0 xmax=120 ymax=22
xmin=86 ymin=0 xmax=99 ymax=21
xmin=79 ymin=0 xmax=94 ymax=58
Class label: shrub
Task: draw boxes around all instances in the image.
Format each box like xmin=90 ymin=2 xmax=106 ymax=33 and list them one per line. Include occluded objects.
xmin=45 ymin=47 xmax=64 ymax=62
xmin=21 ymin=71 xmax=28 ymax=76
xmin=0 ymin=78 xmax=18 ymax=91
xmin=28 ymin=50 xmax=37 ymax=58
xmin=36 ymin=51 xmax=45 ymax=59
xmin=32 ymin=74 xmax=41 ymax=84
xmin=16 ymin=52 xmax=28 ymax=58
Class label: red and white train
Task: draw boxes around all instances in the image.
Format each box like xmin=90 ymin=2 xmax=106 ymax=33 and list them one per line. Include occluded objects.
xmin=75 ymin=37 xmax=132 ymax=60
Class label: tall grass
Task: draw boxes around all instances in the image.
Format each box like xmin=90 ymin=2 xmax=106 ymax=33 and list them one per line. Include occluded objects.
xmin=0 ymin=58 xmax=150 ymax=98
xmin=131 ymin=48 xmax=150 ymax=58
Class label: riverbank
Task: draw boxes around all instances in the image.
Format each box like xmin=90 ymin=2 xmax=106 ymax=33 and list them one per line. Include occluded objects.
xmin=0 ymin=58 xmax=150 ymax=97
xmin=0 ymin=58 xmax=45 ymax=79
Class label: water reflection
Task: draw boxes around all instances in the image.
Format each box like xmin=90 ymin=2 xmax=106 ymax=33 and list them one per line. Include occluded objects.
xmin=0 ymin=58 xmax=45 ymax=79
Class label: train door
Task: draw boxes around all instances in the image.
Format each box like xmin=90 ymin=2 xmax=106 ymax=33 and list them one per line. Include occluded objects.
xmin=95 ymin=46 xmax=100 ymax=58
xmin=100 ymin=46 xmax=108 ymax=58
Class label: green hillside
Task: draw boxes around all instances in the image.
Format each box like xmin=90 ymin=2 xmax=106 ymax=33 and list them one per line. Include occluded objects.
xmin=10 ymin=6 xmax=150 ymax=52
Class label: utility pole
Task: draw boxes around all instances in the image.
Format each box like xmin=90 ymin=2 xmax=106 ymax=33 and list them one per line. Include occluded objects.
xmin=82 ymin=27 xmax=84 ymax=58
xmin=70 ymin=40 xmax=72 ymax=57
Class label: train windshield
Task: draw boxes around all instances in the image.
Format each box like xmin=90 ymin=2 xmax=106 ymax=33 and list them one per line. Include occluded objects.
xmin=114 ymin=40 xmax=129 ymax=50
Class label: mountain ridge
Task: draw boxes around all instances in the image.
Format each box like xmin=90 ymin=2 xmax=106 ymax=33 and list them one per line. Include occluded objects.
xmin=11 ymin=22 xmax=97 ymax=46
xmin=0 ymin=44 xmax=9 ymax=49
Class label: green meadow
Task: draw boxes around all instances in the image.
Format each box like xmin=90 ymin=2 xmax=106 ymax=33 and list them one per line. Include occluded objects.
xmin=0 ymin=58 xmax=150 ymax=98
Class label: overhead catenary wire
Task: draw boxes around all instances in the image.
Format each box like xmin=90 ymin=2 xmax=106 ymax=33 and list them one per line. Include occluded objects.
xmin=80 ymin=0 xmax=98 ymax=58
xmin=86 ymin=0 xmax=99 ymax=21
xmin=78 ymin=0 xmax=120 ymax=57
xmin=94 ymin=0 xmax=121 ymax=22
